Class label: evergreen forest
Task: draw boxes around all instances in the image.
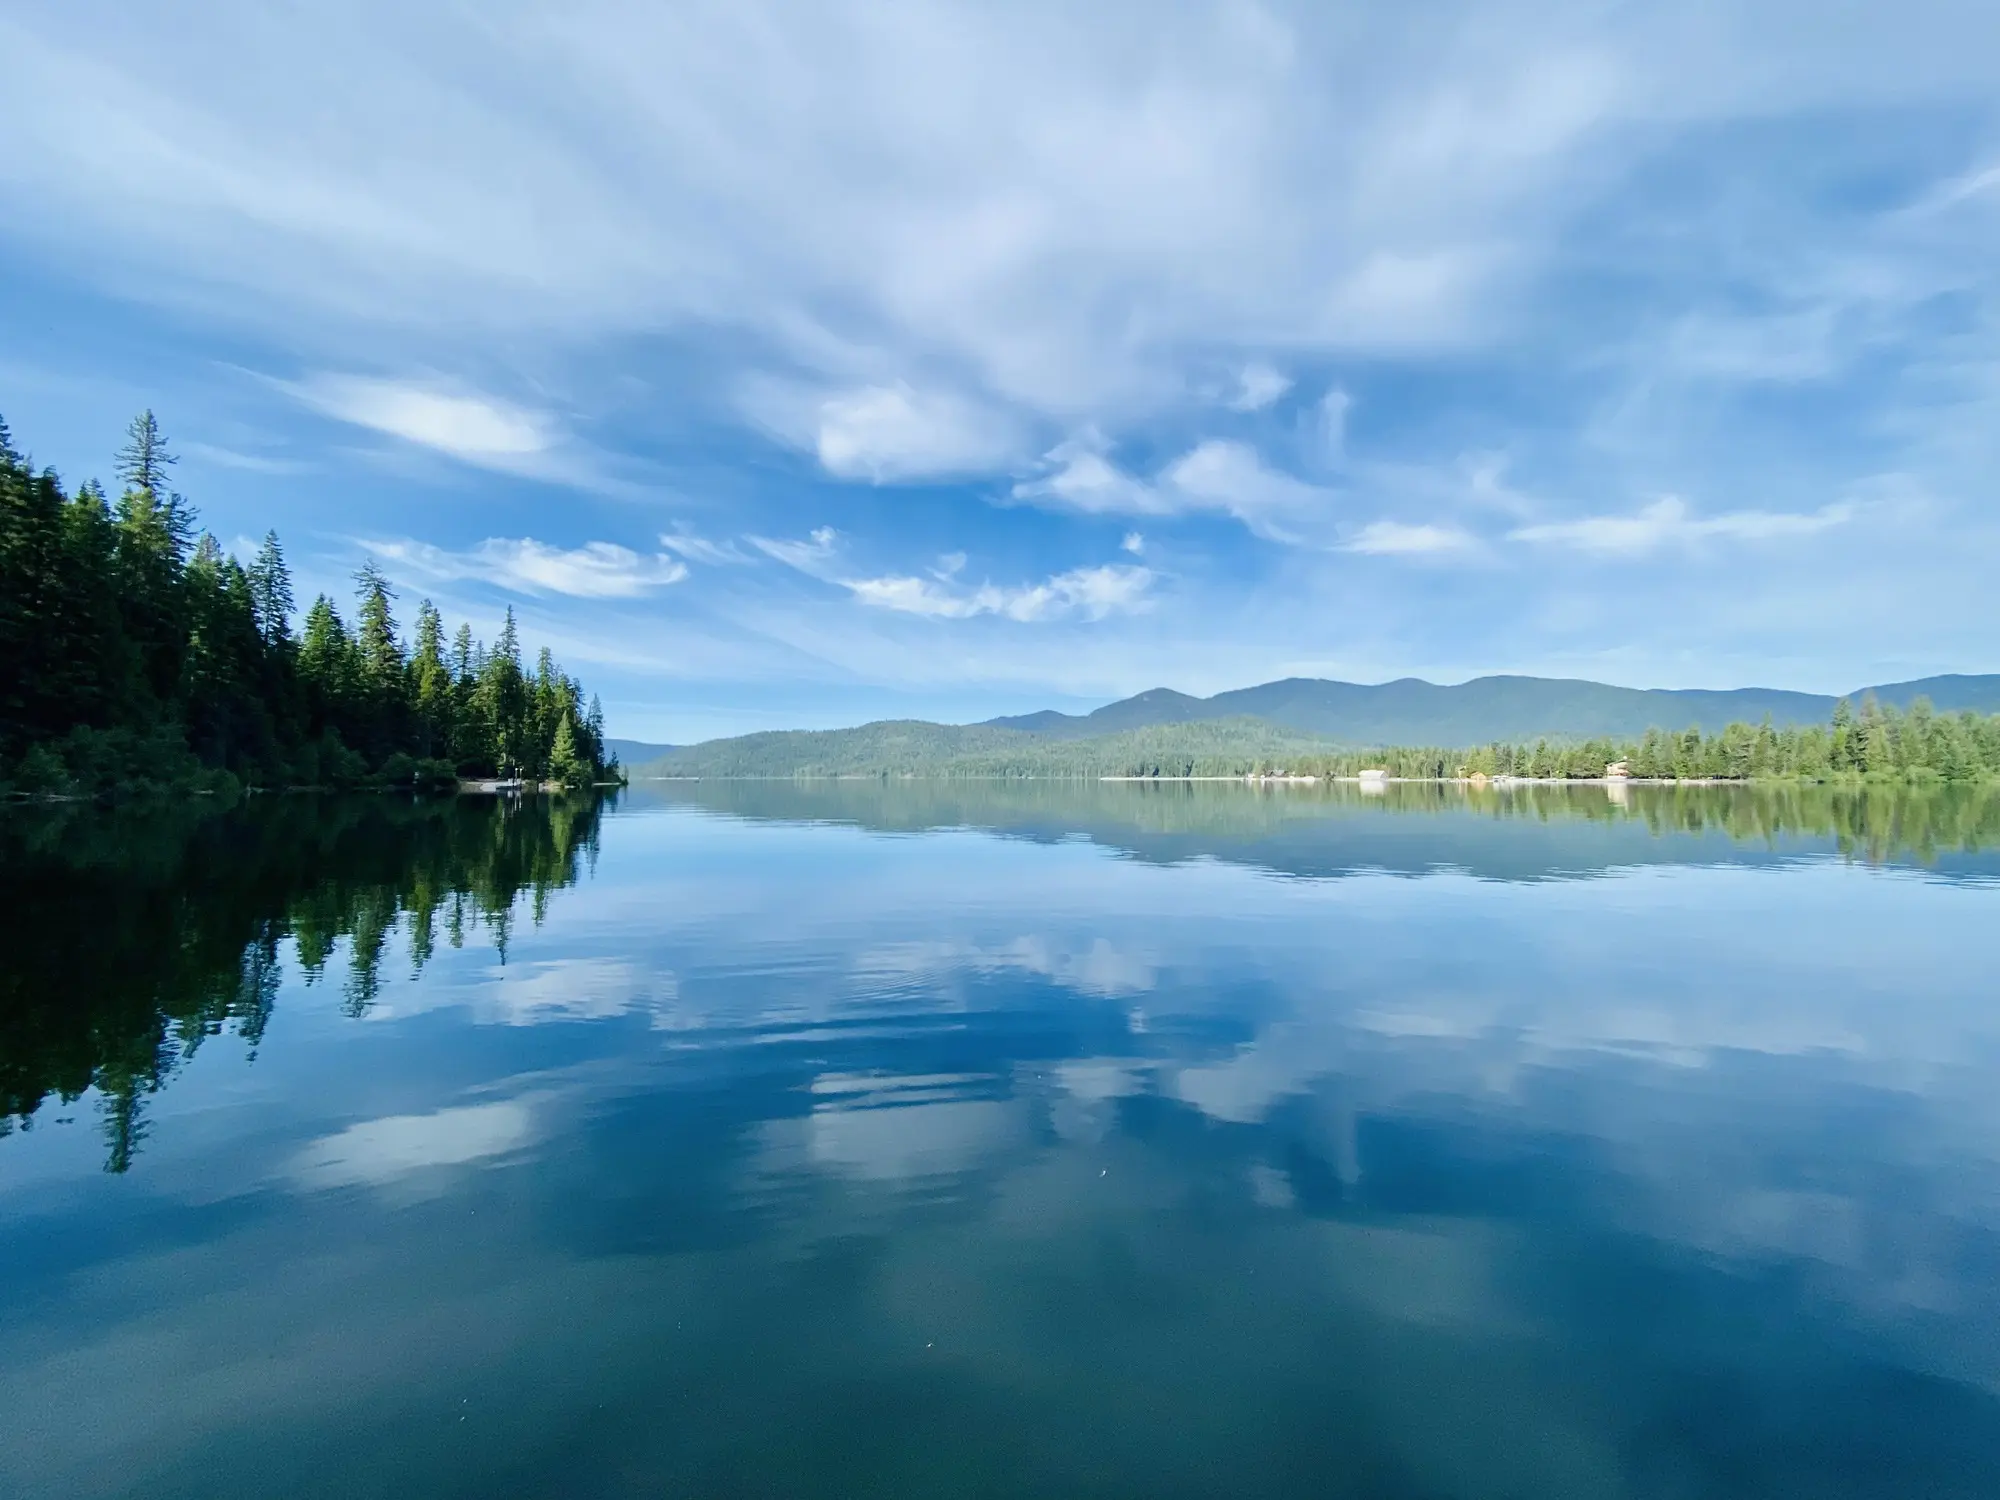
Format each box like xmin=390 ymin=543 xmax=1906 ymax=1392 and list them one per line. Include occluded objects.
xmin=1 ymin=411 xmax=618 ymax=797
xmin=637 ymin=697 xmax=2000 ymax=782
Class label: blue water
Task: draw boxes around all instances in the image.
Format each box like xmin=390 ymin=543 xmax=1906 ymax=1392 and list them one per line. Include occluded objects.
xmin=2 ymin=783 xmax=1998 ymax=1497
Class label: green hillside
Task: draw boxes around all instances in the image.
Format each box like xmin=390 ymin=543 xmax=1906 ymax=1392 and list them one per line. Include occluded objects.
xmin=604 ymin=737 xmax=676 ymax=767
xmin=639 ymin=717 xmax=1340 ymax=779
xmin=633 ymin=672 xmax=2000 ymax=781
xmin=984 ymin=674 xmax=2000 ymax=744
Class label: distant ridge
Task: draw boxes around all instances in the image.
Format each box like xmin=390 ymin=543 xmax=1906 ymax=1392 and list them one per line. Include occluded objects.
xmin=604 ymin=738 xmax=677 ymax=767
xmin=631 ymin=672 xmax=2000 ymax=778
xmin=980 ymin=673 xmax=2000 ymax=746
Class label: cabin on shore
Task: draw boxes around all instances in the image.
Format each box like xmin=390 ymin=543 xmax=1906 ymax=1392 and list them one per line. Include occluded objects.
xmin=1605 ymin=760 xmax=1630 ymax=780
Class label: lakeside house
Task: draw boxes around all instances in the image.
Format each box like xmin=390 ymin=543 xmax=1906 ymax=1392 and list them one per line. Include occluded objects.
xmin=1357 ymin=768 xmax=1388 ymax=782
xmin=1605 ymin=760 xmax=1630 ymax=780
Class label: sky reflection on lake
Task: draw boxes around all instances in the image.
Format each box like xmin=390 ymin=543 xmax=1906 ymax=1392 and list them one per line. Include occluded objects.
xmin=3 ymin=784 xmax=1998 ymax=1498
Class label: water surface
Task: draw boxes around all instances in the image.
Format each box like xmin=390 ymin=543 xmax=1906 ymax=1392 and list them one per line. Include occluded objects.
xmin=3 ymin=782 xmax=1998 ymax=1498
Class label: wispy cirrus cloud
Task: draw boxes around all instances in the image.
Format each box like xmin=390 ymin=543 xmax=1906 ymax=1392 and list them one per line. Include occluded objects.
xmin=658 ymin=527 xmax=756 ymax=566
xmin=285 ymin=375 xmax=554 ymax=463
xmin=6 ymin=2 xmax=2000 ymax=722
xmin=1014 ymin=436 xmax=1335 ymax=542
xmin=752 ymin=527 xmax=1152 ymax=622
xmin=1510 ymin=496 xmax=1857 ymax=555
xmin=848 ymin=563 xmax=1154 ymax=622
xmin=1011 ymin=434 xmax=1176 ymax=516
xmin=1162 ymin=440 xmax=1333 ymax=542
xmin=368 ymin=536 xmax=688 ymax=598
xmin=184 ymin=440 xmax=311 ymax=475
xmin=1343 ymin=520 xmax=1477 ymax=556
xmin=747 ymin=526 xmax=842 ymax=576
xmin=743 ymin=379 xmax=1025 ymax=483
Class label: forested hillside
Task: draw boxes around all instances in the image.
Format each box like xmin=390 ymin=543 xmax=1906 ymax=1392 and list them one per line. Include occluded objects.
xmin=638 ymin=695 xmax=2000 ymax=782
xmin=644 ymin=716 xmax=1344 ymax=778
xmin=982 ymin=673 xmax=2000 ymax=744
xmin=1 ymin=411 xmax=615 ymax=797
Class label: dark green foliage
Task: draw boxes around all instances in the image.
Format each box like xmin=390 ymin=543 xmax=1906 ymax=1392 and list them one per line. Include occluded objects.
xmin=0 ymin=791 xmax=610 ymax=1171
xmin=0 ymin=410 xmax=615 ymax=794
xmin=639 ymin=700 xmax=2000 ymax=783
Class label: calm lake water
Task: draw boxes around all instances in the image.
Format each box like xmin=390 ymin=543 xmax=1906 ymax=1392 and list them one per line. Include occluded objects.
xmin=4 ymin=781 xmax=1999 ymax=1498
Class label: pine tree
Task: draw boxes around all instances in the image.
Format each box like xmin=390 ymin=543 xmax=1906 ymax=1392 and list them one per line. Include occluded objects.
xmin=409 ymin=600 xmax=453 ymax=759
xmin=548 ymin=713 xmax=588 ymax=788
xmin=115 ymin=410 xmax=176 ymax=498
xmin=298 ymin=595 xmax=358 ymax=734
xmin=352 ymin=560 xmax=404 ymax=689
xmin=1831 ymin=697 xmax=1857 ymax=771
xmin=1860 ymin=696 xmax=1895 ymax=775
xmin=495 ymin=606 xmax=521 ymax=670
xmin=247 ymin=531 xmax=295 ymax=647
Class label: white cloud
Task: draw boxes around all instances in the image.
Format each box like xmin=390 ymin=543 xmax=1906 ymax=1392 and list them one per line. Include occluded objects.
xmin=748 ymin=526 xmax=842 ymax=576
xmin=1510 ymin=496 xmax=1856 ymax=554
xmin=657 ymin=527 xmax=754 ymax=566
xmin=1015 ymin=435 xmax=1335 ymax=542
xmin=369 ymin=536 xmax=688 ymax=597
xmin=848 ymin=562 xmax=1154 ymax=623
xmin=0 ymin=1 xmax=1735 ymax=423
xmin=749 ymin=523 xmax=1151 ymax=621
xmin=6 ymin=2 xmax=2000 ymax=694
xmin=289 ymin=1099 xmax=537 ymax=1191
xmin=1227 ymin=362 xmax=1292 ymax=412
xmin=286 ymin=375 xmax=553 ymax=462
xmin=1162 ymin=439 xmax=1334 ymax=542
xmin=1344 ymin=520 xmax=1476 ymax=555
xmin=1121 ymin=531 xmax=1144 ymax=554
xmin=1011 ymin=433 xmax=1176 ymax=515
xmin=184 ymin=440 xmax=309 ymax=475
xmin=746 ymin=379 xmax=1024 ymax=482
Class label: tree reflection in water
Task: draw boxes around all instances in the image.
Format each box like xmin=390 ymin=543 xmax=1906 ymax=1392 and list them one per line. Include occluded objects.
xmin=0 ymin=790 xmax=612 ymax=1172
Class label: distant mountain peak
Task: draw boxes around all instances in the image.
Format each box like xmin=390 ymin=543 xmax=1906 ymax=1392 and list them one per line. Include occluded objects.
xmin=965 ymin=672 xmax=2000 ymax=748
xmin=632 ymin=671 xmax=2000 ymax=775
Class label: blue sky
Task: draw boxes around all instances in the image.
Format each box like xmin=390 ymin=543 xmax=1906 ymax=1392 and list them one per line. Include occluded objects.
xmin=2 ymin=1 xmax=1997 ymax=741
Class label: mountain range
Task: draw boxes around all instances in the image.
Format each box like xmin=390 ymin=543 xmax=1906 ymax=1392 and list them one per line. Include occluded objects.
xmin=631 ymin=673 xmax=2000 ymax=778
xmin=980 ymin=674 xmax=2000 ymax=745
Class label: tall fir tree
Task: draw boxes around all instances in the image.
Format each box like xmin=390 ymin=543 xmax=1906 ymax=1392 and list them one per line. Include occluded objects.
xmin=247 ymin=531 xmax=295 ymax=647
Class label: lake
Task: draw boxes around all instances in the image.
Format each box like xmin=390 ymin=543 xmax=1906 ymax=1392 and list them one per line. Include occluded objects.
xmin=3 ymin=780 xmax=1999 ymax=1498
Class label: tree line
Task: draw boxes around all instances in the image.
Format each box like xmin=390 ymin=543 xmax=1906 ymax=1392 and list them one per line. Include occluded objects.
xmin=1286 ymin=695 xmax=2000 ymax=783
xmin=641 ymin=701 xmax=2000 ymax=784
xmin=1 ymin=410 xmax=619 ymax=797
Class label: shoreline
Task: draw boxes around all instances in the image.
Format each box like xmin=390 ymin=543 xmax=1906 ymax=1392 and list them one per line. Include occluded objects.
xmin=633 ymin=772 xmax=1987 ymax=788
